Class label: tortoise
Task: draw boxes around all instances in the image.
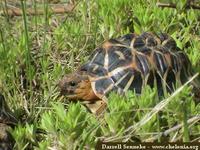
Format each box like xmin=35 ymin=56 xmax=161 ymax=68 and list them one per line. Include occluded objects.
xmin=59 ymin=32 xmax=200 ymax=114
xmin=0 ymin=93 xmax=17 ymax=150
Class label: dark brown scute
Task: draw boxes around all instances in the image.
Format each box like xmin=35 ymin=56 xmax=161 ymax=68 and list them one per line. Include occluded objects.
xmin=162 ymin=39 xmax=177 ymax=51
xmin=87 ymin=64 xmax=108 ymax=77
xmin=108 ymin=39 xmax=121 ymax=45
xmin=146 ymin=71 xmax=155 ymax=88
xmin=180 ymin=66 xmax=189 ymax=84
xmin=117 ymin=34 xmax=136 ymax=46
xmin=112 ymin=68 xmax=132 ymax=88
xmin=178 ymin=52 xmax=192 ymax=70
xmin=137 ymin=46 xmax=152 ymax=54
xmin=155 ymin=73 xmax=164 ymax=96
xmin=118 ymin=33 xmax=136 ymax=41
xmin=88 ymin=48 xmax=105 ymax=67
xmin=146 ymin=37 xmax=157 ymax=47
xmin=92 ymin=48 xmax=106 ymax=66
xmin=94 ymin=78 xmax=113 ymax=95
xmin=141 ymin=32 xmax=155 ymax=39
xmin=133 ymin=37 xmax=145 ymax=47
xmin=129 ymin=71 xmax=143 ymax=94
xmin=157 ymin=33 xmax=169 ymax=42
xmin=157 ymin=46 xmax=169 ymax=54
xmin=166 ymin=69 xmax=176 ymax=93
xmin=170 ymin=54 xmax=180 ymax=73
xmin=108 ymin=47 xmax=132 ymax=72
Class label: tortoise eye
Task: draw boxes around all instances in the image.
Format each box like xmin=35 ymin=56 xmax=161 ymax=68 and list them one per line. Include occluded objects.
xmin=69 ymin=81 xmax=76 ymax=87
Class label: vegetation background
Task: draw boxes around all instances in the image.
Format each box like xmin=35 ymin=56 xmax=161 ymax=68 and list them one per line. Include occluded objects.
xmin=0 ymin=0 xmax=200 ymax=149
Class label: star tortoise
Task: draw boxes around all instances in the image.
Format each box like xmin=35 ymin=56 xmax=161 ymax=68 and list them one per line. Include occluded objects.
xmin=59 ymin=32 xmax=200 ymax=114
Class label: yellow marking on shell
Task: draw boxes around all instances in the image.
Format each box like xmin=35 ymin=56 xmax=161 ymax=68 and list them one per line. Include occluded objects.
xmin=130 ymin=50 xmax=141 ymax=72
xmin=108 ymin=65 xmax=131 ymax=77
xmin=135 ymin=50 xmax=146 ymax=56
xmin=102 ymin=41 xmax=112 ymax=50
xmin=90 ymin=81 xmax=103 ymax=98
xmin=157 ymin=53 xmax=165 ymax=74
xmin=146 ymin=51 xmax=157 ymax=70
xmin=131 ymin=47 xmax=148 ymax=58
xmin=124 ymin=76 xmax=134 ymax=92
xmin=89 ymin=66 xmax=134 ymax=83
xmin=161 ymin=39 xmax=170 ymax=46
xmin=143 ymin=73 xmax=150 ymax=86
xmin=114 ymin=50 xmax=125 ymax=60
xmin=118 ymin=36 xmax=127 ymax=43
xmin=158 ymin=51 xmax=168 ymax=75
xmin=135 ymin=51 xmax=152 ymax=74
xmin=130 ymin=38 xmax=136 ymax=49
xmin=104 ymin=43 xmax=130 ymax=50
xmin=113 ymin=44 xmax=130 ymax=49
xmin=131 ymin=48 xmax=136 ymax=58
xmin=171 ymin=53 xmax=180 ymax=72
xmin=89 ymin=76 xmax=108 ymax=82
xmin=161 ymin=38 xmax=174 ymax=46
xmin=162 ymin=69 xmax=172 ymax=94
xmin=104 ymin=51 xmax=109 ymax=69
xmin=90 ymin=80 xmax=108 ymax=103
xmin=136 ymin=55 xmax=145 ymax=73
xmin=154 ymin=48 xmax=165 ymax=55
xmin=115 ymin=72 xmax=129 ymax=86
xmin=164 ymin=52 xmax=172 ymax=68
xmin=149 ymin=32 xmax=161 ymax=45
xmin=92 ymin=65 xmax=99 ymax=72
xmin=146 ymin=32 xmax=160 ymax=45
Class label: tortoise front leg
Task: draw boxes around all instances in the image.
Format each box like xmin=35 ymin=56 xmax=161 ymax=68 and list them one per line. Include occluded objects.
xmin=82 ymin=100 xmax=107 ymax=115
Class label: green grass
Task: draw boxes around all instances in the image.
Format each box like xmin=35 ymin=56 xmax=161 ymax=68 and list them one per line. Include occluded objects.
xmin=0 ymin=0 xmax=200 ymax=149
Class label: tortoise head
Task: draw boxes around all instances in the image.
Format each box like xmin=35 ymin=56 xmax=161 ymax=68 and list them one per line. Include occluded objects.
xmin=59 ymin=70 xmax=98 ymax=101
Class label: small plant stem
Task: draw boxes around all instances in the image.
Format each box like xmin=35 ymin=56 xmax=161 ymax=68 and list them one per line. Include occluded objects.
xmin=0 ymin=3 xmax=75 ymax=16
xmin=155 ymin=93 xmax=161 ymax=142
xmin=94 ymin=1 xmax=100 ymax=48
xmin=21 ymin=0 xmax=32 ymax=115
xmin=21 ymin=0 xmax=31 ymax=79
xmin=44 ymin=0 xmax=49 ymax=28
xmin=34 ymin=0 xmax=38 ymax=36
xmin=156 ymin=113 xmax=161 ymax=142
xmin=156 ymin=2 xmax=200 ymax=9
xmin=40 ymin=0 xmax=49 ymax=78
xmin=3 ymin=0 xmax=10 ymax=22
xmin=42 ymin=0 xmax=49 ymax=59
xmin=145 ymin=116 xmax=200 ymax=142
xmin=155 ymin=78 xmax=161 ymax=142
xmin=0 ymin=28 xmax=6 ymax=71
xmin=182 ymin=100 xmax=190 ymax=142
xmin=0 ymin=28 xmax=6 ymax=54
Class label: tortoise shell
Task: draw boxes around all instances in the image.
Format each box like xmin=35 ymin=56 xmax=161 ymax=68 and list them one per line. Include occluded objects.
xmin=80 ymin=32 xmax=198 ymax=100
